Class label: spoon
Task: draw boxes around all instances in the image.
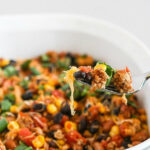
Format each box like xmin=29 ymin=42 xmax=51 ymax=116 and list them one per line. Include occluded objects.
xmin=74 ymin=72 xmax=150 ymax=95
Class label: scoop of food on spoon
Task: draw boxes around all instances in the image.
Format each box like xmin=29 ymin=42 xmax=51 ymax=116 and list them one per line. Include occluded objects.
xmin=72 ymin=63 xmax=150 ymax=95
xmin=64 ymin=63 xmax=150 ymax=115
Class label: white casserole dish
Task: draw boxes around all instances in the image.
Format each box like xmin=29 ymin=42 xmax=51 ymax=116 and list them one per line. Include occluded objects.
xmin=0 ymin=14 xmax=149 ymax=150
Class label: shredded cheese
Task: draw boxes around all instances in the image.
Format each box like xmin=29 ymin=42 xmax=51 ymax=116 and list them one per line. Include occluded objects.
xmin=122 ymin=94 xmax=127 ymax=105
xmin=64 ymin=67 xmax=79 ymax=115
xmin=112 ymin=116 xmax=133 ymax=125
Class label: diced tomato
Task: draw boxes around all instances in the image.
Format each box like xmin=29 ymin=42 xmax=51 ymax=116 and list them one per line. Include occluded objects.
xmin=111 ymin=135 xmax=123 ymax=147
xmin=52 ymin=90 xmax=64 ymax=98
xmin=101 ymin=140 xmax=108 ymax=148
xmin=40 ymin=117 xmax=47 ymax=123
xmin=19 ymin=128 xmax=35 ymax=146
xmin=126 ymin=67 xmax=130 ymax=72
xmin=61 ymin=115 xmax=69 ymax=125
xmin=79 ymin=66 xmax=92 ymax=73
xmin=65 ymin=131 xmax=86 ymax=144
xmin=19 ymin=112 xmax=28 ymax=117
xmin=88 ymin=106 xmax=99 ymax=120
xmin=118 ymin=67 xmax=130 ymax=74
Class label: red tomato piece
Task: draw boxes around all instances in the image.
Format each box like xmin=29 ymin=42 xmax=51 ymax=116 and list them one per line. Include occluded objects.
xmin=101 ymin=140 xmax=108 ymax=148
xmin=126 ymin=67 xmax=130 ymax=72
xmin=79 ymin=66 xmax=92 ymax=73
xmin=52 ymin=90 xmax=64 ymax=98
xmin=19 ymin=128 xmax=35 ymax=146
xmin=65 ymin=131 xmax=86 ymax=144
xmin=111 ymin=135 xmax=123 ymax=147
xmin=61 ymin=115 xmax=69 ymax=125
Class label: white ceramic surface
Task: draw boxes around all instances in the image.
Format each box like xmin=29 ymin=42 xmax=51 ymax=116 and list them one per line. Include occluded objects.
xmin=0 ymin=14 xmax=150 ymax=150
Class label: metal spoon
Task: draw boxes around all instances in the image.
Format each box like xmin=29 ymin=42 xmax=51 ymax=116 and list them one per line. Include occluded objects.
xmin=74 ymin=72 xmax=150 ymax=95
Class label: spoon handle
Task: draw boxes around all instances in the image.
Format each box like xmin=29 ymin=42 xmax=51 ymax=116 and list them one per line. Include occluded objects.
xmin=146 ymin=72 xmax=150 ymax=80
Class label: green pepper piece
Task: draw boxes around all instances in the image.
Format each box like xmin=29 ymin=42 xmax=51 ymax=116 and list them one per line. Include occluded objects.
xmin=127 ymin=100 xmax=137 ymax=108
xmin=0 ymin=118 xmax=8 ymax=132
xmin=21 ymin=60 xmax=31 ymax=70
xmin=42 ymin=62 xmax=51 ymax=68
xmin=4 ymin=66 xmax=18 ymax=77
xmin=20 ymin=79 xmax=29 ymax=89
xmin=41 ymin=54 xmax=49 ymax=62
xmin=25 ymin=147 xmax=33 ymax=150
xmin=1 ymin=100 xmax=12 ymax=112
xmin=4 ymin=93 xmax=16 ymax=104
xmin=30 ymin=67 xmax=40 ymax=76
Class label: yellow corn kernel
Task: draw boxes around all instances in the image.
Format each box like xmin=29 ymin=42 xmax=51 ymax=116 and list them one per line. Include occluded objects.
xmin=69 ymin=101 xmax=78 ymax=109
xmin=97 ymin=102 xmax=106 ymax=113
xmin=32 ymin=135 xmax=45 ymax=148
xmin=39 ymin=149 xmax=45 ymax=150
xmin=64 ymin=67 xmax=79 ymax=82
xmin=44 ymin=84 xmax=54 ymax=91
xmin=73 ymin=101 xmax=78 ymax=109
xmin=57 ymin=140 xmax=65 ymax=146
xmin=55 ymin=98 xmax=63 ymax=109
xmin=10 ymin=105 xmax=19 ymax=113
xmin=8 ymin=121 xmax=19 ymax=130
xmin=48 ymin=79 xmax=55 ymax=86
xmin=47 ymin=104 xmax=58 ymax=114
xmin=94 ymin=64 xmax=106 ymax=71
xmin=64 ymin=121 xmax=77 ymax=132
xmin=0 ymin=59 xmax=9 ymax=67
xmin=109 ymin=125 xmax=119 ymax=137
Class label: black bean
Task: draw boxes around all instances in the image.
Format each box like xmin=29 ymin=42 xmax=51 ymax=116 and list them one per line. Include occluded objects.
xmin=21 ymin=108 xmax=31 ymax=112
xmin=53 ymin=112 xmax=63 ymax=124
xmin=84 ymin=104 xmax=91 ymax=112
xmin=121 ymin=136 xmax=131 ymax=148
xmin=33 ymin=103 xmax=46 ymax=112
xmin=92 ymin=60 xmax=98 ymax=67
xmin=66 ymin=53 xmax=76 ymax=65
xmin=9 ymin=60 xmax=16 ymax=66
xmin=113 ymin=106 xmax=120 ymax=116
xmin=85 ymin=72 xmax=92 ymax=84
xmin=47 ymin=130 xmax=55 ymax=138
xmin=74 ymin=71 xmax=92 ymax=85
xmin=61 ymin=102 xmax=71 ymax=116
xmin=78 ymin=117 xmax=87 ymax=133
xmin=89 ymin=120 xmax=100 ymax=134
xmin=74 ymin=71 xmax=86 ymax=80
xmin=55 ymin=84 xmax=61 ymax=89
xmin=22 ymin=91 xmax=33 ymax=100
xmin=83 ymin=145 xmax=93 ymax=150
xmin=96 ymin=134 xmax=108 ymax=142
xmin=48 ymin=141 xmax=58 ymax=148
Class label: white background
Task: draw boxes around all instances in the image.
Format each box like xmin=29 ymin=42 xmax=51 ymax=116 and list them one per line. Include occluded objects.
xmin=0 ymin=0 xmax=149 ymax=49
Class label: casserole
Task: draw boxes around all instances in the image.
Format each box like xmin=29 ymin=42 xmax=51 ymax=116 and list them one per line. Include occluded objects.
xmin=0 ymin=14 xmax=149 ymax=150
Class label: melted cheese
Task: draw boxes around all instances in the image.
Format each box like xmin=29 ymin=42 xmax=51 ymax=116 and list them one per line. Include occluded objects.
xmin=64 ymin=67 xmax=79 ymax=115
